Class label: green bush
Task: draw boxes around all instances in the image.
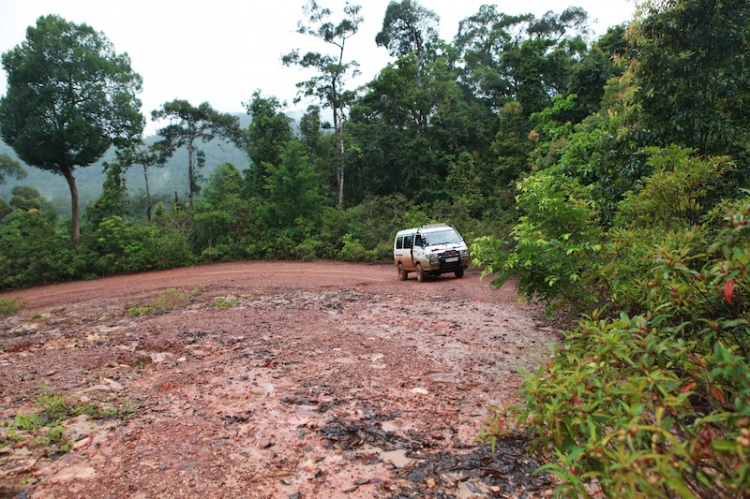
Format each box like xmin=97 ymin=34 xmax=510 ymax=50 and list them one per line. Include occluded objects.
xmin=518 ymin=197 xmax=750 ymax=497
xmin=0 ymin=297 xmax=25 ymax=317
xmin=151 ymin=288 xmax=192 ymax=310
xmin=340 ymin=233 xmax=368 ymax=261
xmin=138 ymin=228 xmax=196 ymax=270
xmin=473 ymin=172 xmax=603 ymax=312
xmin=615 ymin=148 xmax=733 ymax=230
xmin=522 ymin=314 xmax=750 ymax=497
xmin=475 ymin=149 xmax=735 ymax=316
xmin=0 ymin=210 xmax=79 ymax=289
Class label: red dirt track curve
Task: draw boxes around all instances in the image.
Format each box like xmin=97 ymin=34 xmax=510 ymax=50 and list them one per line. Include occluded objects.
xmin=0 ymin=261 xmax=559 ymax=498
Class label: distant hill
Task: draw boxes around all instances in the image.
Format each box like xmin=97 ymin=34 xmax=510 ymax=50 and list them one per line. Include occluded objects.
xmin=0 ymin=113 xmax=253 ymax=213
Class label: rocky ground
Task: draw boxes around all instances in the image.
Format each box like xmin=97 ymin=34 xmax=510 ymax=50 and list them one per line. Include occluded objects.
xmin=0 ymin=261 xmax=560 ymax=498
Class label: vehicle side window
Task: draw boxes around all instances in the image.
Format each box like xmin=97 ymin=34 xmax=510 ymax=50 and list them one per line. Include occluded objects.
xmin=414 ymin=235 xmax=422 ymax=247
xmin=404 ymin=235 xmax=413 ymax=249
xmin=396 ymin=236 xmax=403 ymax=249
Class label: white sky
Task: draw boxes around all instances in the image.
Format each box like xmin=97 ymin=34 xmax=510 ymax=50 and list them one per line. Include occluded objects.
xmin=0 ymin=0 xmax=636 ymax=135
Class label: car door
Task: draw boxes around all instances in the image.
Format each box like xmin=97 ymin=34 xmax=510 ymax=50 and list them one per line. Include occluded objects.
xmin=412 ymin=234 xmax=427 ymax=267
xmin=402 ymin=234 xmax=415 ymax=270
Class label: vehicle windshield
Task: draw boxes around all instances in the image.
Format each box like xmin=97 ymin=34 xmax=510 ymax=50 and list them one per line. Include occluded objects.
xmin=422 ymin=229 xmax=462 ymax=246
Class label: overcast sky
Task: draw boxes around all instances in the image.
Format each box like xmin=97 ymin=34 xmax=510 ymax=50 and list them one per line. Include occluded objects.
xmin=0 ymin=0 xmax=636 ymax=135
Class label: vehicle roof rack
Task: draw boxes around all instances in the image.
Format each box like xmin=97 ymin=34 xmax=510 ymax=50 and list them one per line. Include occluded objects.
xmin=420 ymin=223 xmax=450 ymax=230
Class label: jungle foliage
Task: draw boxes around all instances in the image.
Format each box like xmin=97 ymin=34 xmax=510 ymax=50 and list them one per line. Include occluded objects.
xmin=2 ymin=1 xmax=750 ymax=495
xmin=0 ymin=0 xmax=603 ymax=287
xmin=471 ymin=0 xmax=750 ymax=495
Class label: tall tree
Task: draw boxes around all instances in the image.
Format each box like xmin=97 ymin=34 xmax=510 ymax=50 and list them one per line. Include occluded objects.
xmin=195 ymin=162 xmax=249 ymax=260
xmin=566 ymin=25 xmax=629 ymax=122
xmin=298 ymin=104 xmax=337 ymax=197
xmin=0 ymin=15 xmax=144 ymax=239
xmin=299 ymin=105 xmax=323 ymax=155
xmin=632 ymin=0 xmax=750 ymax=162
xmin=455 ymin=6 xmax=589 ymax=116
xmin=0 ymin=153 xmax=26 ymax=185
xmin=86 ymin=161 xmax=128 ymax=226
xmin=244 ymin=91 xmax=293 ymax=197
xmin=376 ymin=0 xmax=440 ymax=110
xmin=508 ymin=8 xmax=589 ymax=116
xmin=116 ymin=141 xmax=167 ymax=221
xmin=454 ymin=5 xmax=534 ymax=109
xmin=283 ymin=0 xmax=363 ymax=209
xmin=491 ymin=100 xmax=532 ymax=189
xmin=152 ymin=100 xmax=243 ymax=210
xmin=347 ymin=49 xmax=469 ymax=204
xmin=261 ymin=140 xmax=326 ymax=231
xmin=375 ymin=0 xmax=440 ymax=58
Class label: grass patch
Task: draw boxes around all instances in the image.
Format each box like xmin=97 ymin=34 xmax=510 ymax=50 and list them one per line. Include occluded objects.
xmin=153 ymin=288 xmax=192 ymax=310
xmin=102 ymin=394 xmax=141 ymax=418
xmin=2 ymin=387 xmax=142 ymax=455
xmin=29 ymin=311 xmax=48 ymax=320
xmin=39 ymin=422 xmax=71 ymax=453
xmin=0 ymin=297 xmax=26 ymax=317
xmin=11 ymin=413 xmax=46 ymax=432
xmin=211 ymin=296 xmax=237 ymax=308
xmin=128 ymin=304 xmax=153 ymax=316
xmin=127 ymin=287 xmax=198 ymax=316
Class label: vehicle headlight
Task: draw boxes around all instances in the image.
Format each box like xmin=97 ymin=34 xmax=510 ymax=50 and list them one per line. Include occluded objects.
xmin=429 ymin=255 xmax=441 ymax=265
xmin=460 ymin=249 xmax=469 ymax=258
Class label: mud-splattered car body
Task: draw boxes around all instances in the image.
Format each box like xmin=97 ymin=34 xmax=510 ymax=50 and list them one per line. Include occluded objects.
xmin=393 ymin=224 xmax=470 ymax=282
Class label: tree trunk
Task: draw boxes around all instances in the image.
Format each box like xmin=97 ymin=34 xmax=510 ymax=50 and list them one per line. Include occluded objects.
xmin=333 ymin=89 xmax=345 ymax=209
xmin=188 ymin=140 xmax=195 ymax=210
xmin=62 ymin=168 xmax=80 ymax=240
xmin=333 ymin=45 xmax=346 ymax=210
xmin=335 ymin=117 xmax=345 ymax=209
xmin=143 ymin=164 xmax=152 ymax=222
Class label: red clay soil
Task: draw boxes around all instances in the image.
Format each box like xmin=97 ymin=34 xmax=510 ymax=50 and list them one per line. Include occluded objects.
xmin=0 ymin=261 xmax=560 ymax=498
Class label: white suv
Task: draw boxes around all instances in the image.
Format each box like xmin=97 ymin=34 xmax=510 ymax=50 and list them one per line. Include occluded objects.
xmin=393 ymin=224 xmax=470 ymax=282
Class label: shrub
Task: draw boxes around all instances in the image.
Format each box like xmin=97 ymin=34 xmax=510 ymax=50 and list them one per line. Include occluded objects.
xmin=473 ymin=172 xmax=602 ymax=312
xmin=211 ymin=296 xmax=237 ymax=308
xmin=0 ymin=297 xmax=25 ymax=317
xmin=518 ymin=197 xmax=750 ymax=497
xmin=340 ymin=233 xmax=368 ymax=261
xmin=521 ymin=314 xmax=750 ymax=497
xmin=0 ymin=211 xmax=77 ymax=289
xmin=615 ymin=148 xmax=733 ymax=230
xmin=151 ymin=288 xmax=192 ymax=310
xmin=138 ymin=229 xmax=196 ymax=270
xmin=83 ymin=216 xmax=197 ymax=275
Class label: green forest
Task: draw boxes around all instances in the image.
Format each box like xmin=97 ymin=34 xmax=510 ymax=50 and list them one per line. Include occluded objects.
xmin=1 ymin=0 xmax=749 ymax=496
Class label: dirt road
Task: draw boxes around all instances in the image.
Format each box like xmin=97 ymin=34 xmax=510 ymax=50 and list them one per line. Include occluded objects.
xmin=0 ymin=261 xmax=558 ymax=498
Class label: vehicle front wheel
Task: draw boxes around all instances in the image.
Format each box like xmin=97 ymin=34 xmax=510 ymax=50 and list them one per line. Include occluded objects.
xmin=416 ymin=263 xmax=425 ymax=283
xmin=454 ymin=268 xmax=464 ymax=278
xmin=397 ymin=263 xmax=407 ymax=281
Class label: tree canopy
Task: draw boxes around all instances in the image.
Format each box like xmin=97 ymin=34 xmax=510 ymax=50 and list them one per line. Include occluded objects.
xmin=0 ymin=153 xmax=26 ymax=185
xmin=283 ymin=0 xmax=363 ymax=208
xmin=152 ymin=100 xmax=243 ymax=209
xmin=633 ymin=0 xmax=750 ymax=164
xmin=0 ymin=14 xmax=144 ymax=239
xmin=375 ymin=0 xmax=440 ymax=58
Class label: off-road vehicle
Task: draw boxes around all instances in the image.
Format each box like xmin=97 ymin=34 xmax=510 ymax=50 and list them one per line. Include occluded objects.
xmin=393 ymin=224 xmax=470 ymax=282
